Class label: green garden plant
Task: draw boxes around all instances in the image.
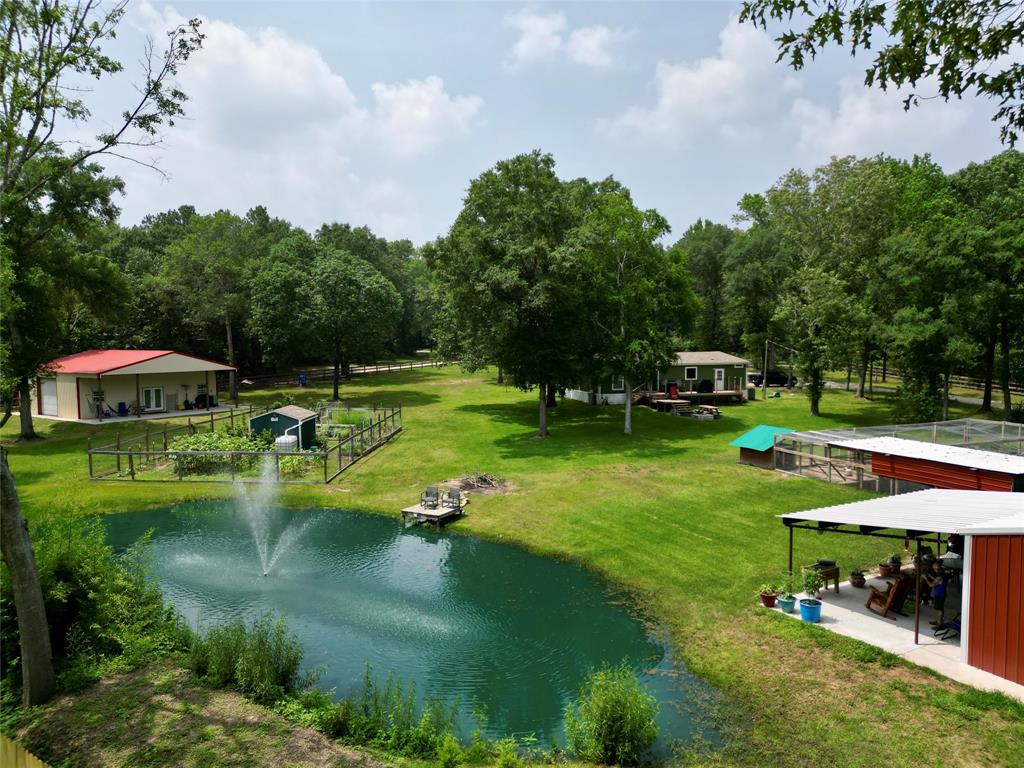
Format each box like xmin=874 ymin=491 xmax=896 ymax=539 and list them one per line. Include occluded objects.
xmin=564 ymin=663 xmax=658 ymax=765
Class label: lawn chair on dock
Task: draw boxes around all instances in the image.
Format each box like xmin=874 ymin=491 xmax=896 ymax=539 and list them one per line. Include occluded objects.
xmin=442 ymin=487 xmax=462 ymax=509
xmin=421 ymin=486 xmax=439 ymax=509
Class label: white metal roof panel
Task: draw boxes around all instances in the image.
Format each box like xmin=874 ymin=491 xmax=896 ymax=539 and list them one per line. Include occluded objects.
xmin=827 ymin=436 xmax=1024 ymax=475
xmin=778 ymin=489 xmax=1024 ymax=535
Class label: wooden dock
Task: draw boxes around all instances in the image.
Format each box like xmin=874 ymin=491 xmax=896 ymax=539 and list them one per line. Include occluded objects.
xmin=401 ymin=500 xmax=468 ymax=527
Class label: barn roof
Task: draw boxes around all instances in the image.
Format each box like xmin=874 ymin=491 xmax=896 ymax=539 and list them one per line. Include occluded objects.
xmin=730 ymin=424 xmax=793 ymax=452
xmin=779 ymin=489 xmax=1024 ymax=536
xmin=673 ymin=351 xmax=750 ymax=366
xmin=44 ymin=350 xmax=234 ymax=375
xmin=828 ymin=436 xmax=1024 ymax=476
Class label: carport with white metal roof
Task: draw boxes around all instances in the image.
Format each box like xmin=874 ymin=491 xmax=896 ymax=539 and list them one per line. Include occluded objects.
xmin=779 ymin=490 xmax=1024 ymax=692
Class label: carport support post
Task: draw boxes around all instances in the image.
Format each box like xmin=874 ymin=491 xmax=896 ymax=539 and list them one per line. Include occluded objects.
xmin=135 ymin=374 xmax=141 ymax=417
xmin=914 ymin=538 xmax=922 ymax=645
xmin=788 ymin=525 xmax=794 ymax=575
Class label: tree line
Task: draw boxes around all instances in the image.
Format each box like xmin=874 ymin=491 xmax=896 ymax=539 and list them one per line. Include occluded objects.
xmin=676 ymin=151 xmax=1024 ymax=421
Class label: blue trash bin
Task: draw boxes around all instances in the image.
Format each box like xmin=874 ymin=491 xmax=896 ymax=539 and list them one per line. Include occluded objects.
xmin=298 ymin=374 xmax=307 ymax=387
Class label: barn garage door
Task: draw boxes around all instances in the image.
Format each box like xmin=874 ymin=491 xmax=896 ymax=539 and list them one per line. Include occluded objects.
xmin=968 ymin=535 xmax=1024 ymax=685
xmin=40 ymin=379 xmax=57 ymax=416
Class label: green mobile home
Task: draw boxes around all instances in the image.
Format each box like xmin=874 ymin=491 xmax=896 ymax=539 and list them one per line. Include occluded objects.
xmin=661 ymin=351 xmax=749 ymax=395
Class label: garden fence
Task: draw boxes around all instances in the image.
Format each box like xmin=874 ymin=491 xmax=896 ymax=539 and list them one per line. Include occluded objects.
xmin=87 ymin=405 xmax=402 ymax=484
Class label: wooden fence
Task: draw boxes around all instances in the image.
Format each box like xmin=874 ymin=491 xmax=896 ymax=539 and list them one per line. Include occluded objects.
xmin=87 ymin=406 xmax=402 ymax=484
xmin=217 ymin=359 xmax=453 ymax=390
xmin=0 ymin=735 xmax=51 ymax=768
xmin=878 ymin=368 xmax=1023 ymax=395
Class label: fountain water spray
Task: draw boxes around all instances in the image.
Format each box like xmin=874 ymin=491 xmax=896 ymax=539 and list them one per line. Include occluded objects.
xmin=235 ymin=455 xmax=318 ymax=576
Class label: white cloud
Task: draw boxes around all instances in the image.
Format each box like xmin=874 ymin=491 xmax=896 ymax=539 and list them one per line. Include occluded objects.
xmin=790 ymin=78 xmax=974 ymax=161
xmin=566 ymin=25 xmax=634 ymax=69
xmin=503 ymin=8 xmax=631 ymax=70
xmin=113 ymin=3 xmax=482 ymax=238
xmin=503 ymin=9 xmax=566 ymax=70
xmin=611 ymin=17 xmax=796 ymax=137
xmin=371 ymin=76 xmax=483 ymax=157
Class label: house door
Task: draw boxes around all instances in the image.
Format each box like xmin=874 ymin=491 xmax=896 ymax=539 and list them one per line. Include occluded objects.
xmin=40 ymin=379 xmax=58 ymax=416
xmin=142 ymin=387 xmax=164 ymax=412
xmin=714 ymin=368 xmax=725 ymax=391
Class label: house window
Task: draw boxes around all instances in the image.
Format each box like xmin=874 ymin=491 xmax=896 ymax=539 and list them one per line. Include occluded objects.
xmin=196 ymin=383 xmax=208 ymax=394
xmin=611 ymin=375 xmax=625 ymax=391
xmin=684 ymin=367 xmax=697 ymax=380
xmin=142 ymin=387 xmax=164 ymax=411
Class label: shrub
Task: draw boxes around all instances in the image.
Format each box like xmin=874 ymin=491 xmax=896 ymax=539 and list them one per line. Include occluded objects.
xmin=437 ymin=733 xmax=464 ymax=768
xmin=0 ymin=518 xmax=192 ymax=695
xmin=892 ymin=382 xmax=941 ymax=423
xmin=274 ymin=665 xmax=459 ymax=759
xmin=278 ymin=451 xmax=324 ymax=479
xmin=493 ymin=737 xmax=522 ymax=768
xmin=169 ymin=431 xmax=266 ymax=475
xmin=564 ymin=663 xmax=658 ymax=765
xmin=188 ymin=614 xmax=310 ymax=705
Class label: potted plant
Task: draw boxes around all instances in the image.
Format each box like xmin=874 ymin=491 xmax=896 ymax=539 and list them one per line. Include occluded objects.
xmin=888 ymin=553 xmax=903 ymax=574
xmin=774 ymin=577 xmax=798 ymax=614
xmin=799 ymin=571 xmax=823 ymax=622
xmin=849 ymin=569 xmax=866 ymax=588
xmin=757 ymin=582 xmax=780 ymax=608
xmin=878 ymin=560 xmax=892 ymax=578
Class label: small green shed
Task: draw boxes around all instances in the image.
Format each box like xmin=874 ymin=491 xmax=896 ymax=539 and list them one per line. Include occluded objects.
xmin=249 ymin=405 xmax=319 ymax=450
xmin=729 ymin=424 xmax=793 ymax=469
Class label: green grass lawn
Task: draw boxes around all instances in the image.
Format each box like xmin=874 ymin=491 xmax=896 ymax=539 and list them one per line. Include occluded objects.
xmin=4 ymin=367 xmax=1023 ymax=768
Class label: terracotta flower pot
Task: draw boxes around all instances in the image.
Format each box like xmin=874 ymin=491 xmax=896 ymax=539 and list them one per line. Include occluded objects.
xmin=878 ymin=563 xmax=892 ymax=578
xmin=759 ymin=592 xmax=778 ymax=608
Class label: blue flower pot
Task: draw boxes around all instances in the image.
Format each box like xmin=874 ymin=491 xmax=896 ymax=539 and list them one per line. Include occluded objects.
xmin=799 ymin=598 xmax=822 ymax=623
xmin=777 ymin=596 xmax=796 ymax=614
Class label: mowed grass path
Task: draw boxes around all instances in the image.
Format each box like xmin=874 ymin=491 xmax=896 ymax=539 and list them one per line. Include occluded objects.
xmin=5 ymin=367 xmax=1023 ymax=768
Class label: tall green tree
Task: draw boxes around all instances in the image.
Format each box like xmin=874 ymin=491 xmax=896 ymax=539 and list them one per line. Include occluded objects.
xmin=669 ymin=220 xmax=736 ymax=350
xmin=774 ymin=265 xmax=859 ymax=415
xmin=741 ymin=0 xmax=1024 ymax=143
xmin=568 ymin=183 xmax=697 ymax=434
xmin=428 ymin=151 xmax=593 ymax=437
xmin=0 ymin=2 xmax=202 ymax=710
xmin=949 ymin=150 xmax=1024 ymax=418
xmin=306 ymin=248 xmax=403 ymax=400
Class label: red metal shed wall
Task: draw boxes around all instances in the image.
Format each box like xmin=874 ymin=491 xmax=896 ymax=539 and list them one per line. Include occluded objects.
xmin=968 ymin=535 xmax=1024 ymax=685
xmin=870 ymin=454 xmax=1014 ymax=491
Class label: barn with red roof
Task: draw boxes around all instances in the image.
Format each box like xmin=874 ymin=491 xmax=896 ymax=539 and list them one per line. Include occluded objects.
xmin=34 ymin=350 xmax=235 ymax=421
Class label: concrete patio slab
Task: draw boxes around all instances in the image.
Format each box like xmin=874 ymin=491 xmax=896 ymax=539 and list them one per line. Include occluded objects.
xmin=772 ymin=576 xmax=1024 ymax=701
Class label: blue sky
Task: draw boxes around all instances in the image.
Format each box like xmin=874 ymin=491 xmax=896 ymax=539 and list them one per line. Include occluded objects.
xmin=89 ymin=1 xmax=1009 ymax=244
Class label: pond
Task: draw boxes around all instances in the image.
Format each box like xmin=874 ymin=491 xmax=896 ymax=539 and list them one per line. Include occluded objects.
xmin=104 ymin=502 xmax=715 ymax=752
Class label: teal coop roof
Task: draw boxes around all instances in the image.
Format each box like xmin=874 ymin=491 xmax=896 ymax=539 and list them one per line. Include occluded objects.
xmin=729 ymin=425 xmax=794 ymax=452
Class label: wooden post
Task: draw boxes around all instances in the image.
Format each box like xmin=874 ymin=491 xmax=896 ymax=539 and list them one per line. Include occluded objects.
xmin=128 ymin=450 xmax=135 ymax=480
xmin=275 ymin=452 xmax=280 ymax=482
xmin=87 ymin=438 xmax=93 ymax=478
xmin=145 ymin=426 xmax=151 ymax=459
xmin=209 ymin=411 xmax=215 ymax=432
xmin=163 ymin=425 xmax=168 ymax=451
xmin=230 ymin=453 xmax=235 ymax=482
xmin=230 ymin=409 xmax=234 ymax=430
xmin=914 ymin=538 xmax=922 ymax=645
xmin=177 ymin=452 xmax=183 ymax=481
xmin=323 ymin=448 xmax=328 ymax=483
xmin=116 ymin=433 xmax=121 ymax=473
